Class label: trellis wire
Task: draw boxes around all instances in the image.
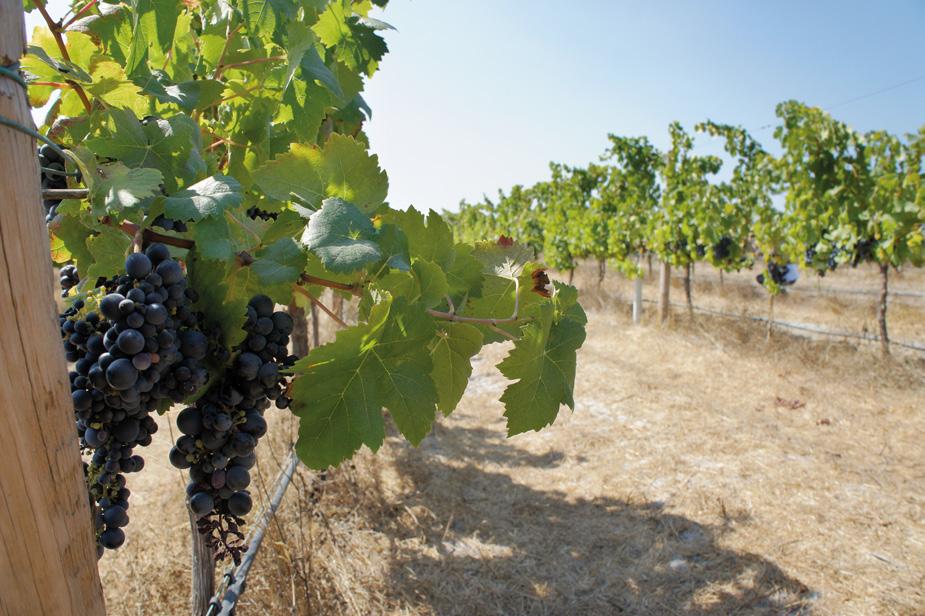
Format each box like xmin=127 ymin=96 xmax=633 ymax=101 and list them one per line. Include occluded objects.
xmin=639 ymin=298 xmax=925 ymax=352
xmin=207 ymin=448 xmax=301 ymax=616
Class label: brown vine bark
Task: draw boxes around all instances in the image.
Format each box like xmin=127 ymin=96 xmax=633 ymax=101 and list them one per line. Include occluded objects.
xmin=683 ymin=262 xmax=693 ymax=317
xmin=877 ymin=263 xmax=890 ymax=357
xmin=658 ymin=261 xmax=671 ymax=324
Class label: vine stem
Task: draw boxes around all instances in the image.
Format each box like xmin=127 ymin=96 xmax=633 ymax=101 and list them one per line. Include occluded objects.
xmin=293 ymin=285 xmax=348 ymax=329
xmin=217 ymin=56 xmax=285 ymax=71
xmin=62 ymin=0 xmax=98 ymax=29
xmin=31 ymin=0 xmax=93 ymax=114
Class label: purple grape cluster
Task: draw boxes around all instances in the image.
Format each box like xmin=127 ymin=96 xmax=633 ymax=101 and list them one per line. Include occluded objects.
xmin=169 ymin=295 xmax=296 ymax=562
xmin=61 ymin=243 xmax=209 ymax=555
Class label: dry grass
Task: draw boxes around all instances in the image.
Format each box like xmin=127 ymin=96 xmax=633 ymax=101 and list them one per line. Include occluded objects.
xmin=98 ymin=271 xmax=925 ymax=616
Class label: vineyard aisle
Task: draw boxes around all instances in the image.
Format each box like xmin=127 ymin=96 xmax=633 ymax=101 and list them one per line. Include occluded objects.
xmin=100 ymin=301 xmax=925 ymax=615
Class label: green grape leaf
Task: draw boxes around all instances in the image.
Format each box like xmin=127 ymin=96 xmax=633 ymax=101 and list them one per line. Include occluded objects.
xmin=85 ymin=227 xmax=131 ymax=281
xmin=314 ymin=134 xmax=388 ymax=212
xmin=252 ymin=143 xmax=325 ymax=206
xmin=412 ymin=259 xmax=448 ymax=308
xmin=380 ymin=206 xmax=454 ymax=267
xmin=429 ymin=323 xmax=483 ymax=415
xmin=300 ymin=45 xmax=344 ymax=99
xmin=472 ymin=239 xmax=534 ymax=278
xmin=52 ymin=215 xmax=95 ymax=275
xmin=144 ymin=76 xmax=225 ymax=112
xmin=251 ymin=237 xmax=307 ymax=288
xmin=190 ymin=213 xmax=235 ymax=261
xmin=291 ymin=297 xmax=438 ymax=468
xmin=91 ymin=163 xmax=163 ymax=215
xmin=498 ymin=284 xmax=587 ymax=435
xmin=375 ymin=223 xmax=411 ymax=271
xmin=24 ymin=45 xmax=93 ymax=82
xmin=253 ymin=135 xmax=387 ymax=212
xmin=445 ymin=243 xmax=484 ymax=298
xmin=85 ymin=110 xmax=200 ymax=193
xmin=302 ymin=197 xmax=381 ymax=272
xmin=163 ymin=175 xmax=243 ymax=222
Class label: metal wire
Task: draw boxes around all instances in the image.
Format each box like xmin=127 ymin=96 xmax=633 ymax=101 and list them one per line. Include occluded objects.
xmin=639 ymin=297 xmax=925 ymax=352
xmin=207 ymin=448 xmax=302 ymax=616
xmin=0 ymin=62 xmax=27 ymax=89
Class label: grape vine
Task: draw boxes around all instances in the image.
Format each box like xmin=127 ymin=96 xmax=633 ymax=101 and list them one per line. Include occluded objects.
xmin=25 ymin=0 xmax=587 ymax=555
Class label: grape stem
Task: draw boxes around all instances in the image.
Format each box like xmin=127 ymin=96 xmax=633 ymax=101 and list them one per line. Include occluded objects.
xmin=115 ymin=220 xmax=195 ymax=250
xmin=30 ymin=0 xmax=93 ymax=114
xmin=292 ymin=285 xmax=348 ymax=329
xmin=235 ymin=251 xmax=363 ymax=296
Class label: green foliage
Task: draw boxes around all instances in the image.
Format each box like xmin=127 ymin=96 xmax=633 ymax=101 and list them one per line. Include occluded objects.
xmin=31 ymin=0 xmax=586 ymax=470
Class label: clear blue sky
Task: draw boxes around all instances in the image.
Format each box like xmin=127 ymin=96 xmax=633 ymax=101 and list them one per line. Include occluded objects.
xmin=25 ymin=1 xmax=925 ymax=212
xmin=363 ymin=1 xmax=925 ymax=211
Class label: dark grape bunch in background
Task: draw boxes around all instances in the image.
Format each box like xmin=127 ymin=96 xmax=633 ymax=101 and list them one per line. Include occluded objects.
xmin=59 ymin=264 xmax=80 ymax=297
xmin=246 ymin=206 xmax=279 ymax=221
xmin=61 ymin=244 xmax=210 ymax=555
xmin=169 ymin=294 xmax=296 ymax=563
xmin=712 ymin=236 xmax=734 ymax=261
xmin=152 ymin=213 xmax=189 ymax=233
xmin=756 ymin=261 xmax=798 ymax=287
xmin=38 ymin=143 xmax=79 ymax=224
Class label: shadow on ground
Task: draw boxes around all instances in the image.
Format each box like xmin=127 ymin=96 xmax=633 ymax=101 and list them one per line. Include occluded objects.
xmin=378 ymin=423 xmax=815 ymax=616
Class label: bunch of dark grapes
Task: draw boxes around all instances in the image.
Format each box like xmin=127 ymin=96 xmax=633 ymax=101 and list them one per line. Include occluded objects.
xmin=695 ymin=243 xmax=706 ymax=258
xmin=756 ymin=262 xmax=794 ymax=287
xmin=169 ymin=295 xmax=296 ymax=563
xmin=712 ymin=236 xmax=733 ymax=261
xmin=246 ymin=206 xmax=279 ymax=221
xmin=60 ymin=264 xmax=80 ymax=297
xmin=803 ymin=246 xmax=817 ymax=267
xmin=38 ymin=143 xmax=79 ymax=224
xmin=852 ymin=239 xmax=876 ymax=267
xmin=62 ymin=243 xmax=209 ymax=554
xmin=152 ymin=213 xmax=188 ymax=233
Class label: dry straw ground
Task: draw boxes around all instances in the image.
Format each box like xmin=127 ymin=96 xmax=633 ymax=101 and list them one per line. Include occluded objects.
xmin=99 ymin=263 xmax=925 ymax=616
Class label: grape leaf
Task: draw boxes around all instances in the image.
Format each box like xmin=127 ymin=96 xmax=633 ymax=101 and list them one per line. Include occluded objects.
xmin=412 ymin=260 xmax=448 ymax=308
xmin=250 ymin=237 xmax=307 ymax=288
xmin=85 ymin=110 xmax=200 ymax=192
xmin=163 ymin=175 xmax=244 ymax=221
xmin=91 ymin=163 xmax=163 ymax=215
xmin=380 ymin=207 xmax=454 ymax=267
xmin=498 ymin=283 xmax=587 ymax=435
xmin=252 ymin=143 xmax=325 ymax=206
xmin=302 ymin=197 xmax=381 ymax=272
xmin=314 ymin=134 xmax=388 ymax=213
xmin=85 ymin=227 xmax=131 ymax=281
xmin=291 ymin=297 xmax=438 ymax=468
xmin=430 ymin=323 xmax=483 ymax=415
xmin=190 ymin=213 xmax=234 ymax=261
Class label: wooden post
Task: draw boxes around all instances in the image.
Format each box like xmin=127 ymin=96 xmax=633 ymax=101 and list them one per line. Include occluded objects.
xmin=658 ymin=260 xmax=671 ymax=324
xmin=766 ymin=293 xmax=775 ymax=342
xmin=683 ymin=262 xmax=693 ymax=317
xmin=310 ymin=303 xmax=320 ymax=346
xmin=0 ymin=2 xmax=106 ymax=613
xmin=288 ymin=302 xmax=310 ymax=357
xmin=332 ymin=290 xmax=344 ymax=324
xmin=190 ymin=511 xmax=214 ymax=616
xmin=596 ymin=257 xmax=605 ymax=287
xmin=877 ymin=263 xmax=890 ymax=357
xmin=632 ymin=277 xmax=643 ymax=324
xmin=632 ymin=254 xmax=643 ymax=324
